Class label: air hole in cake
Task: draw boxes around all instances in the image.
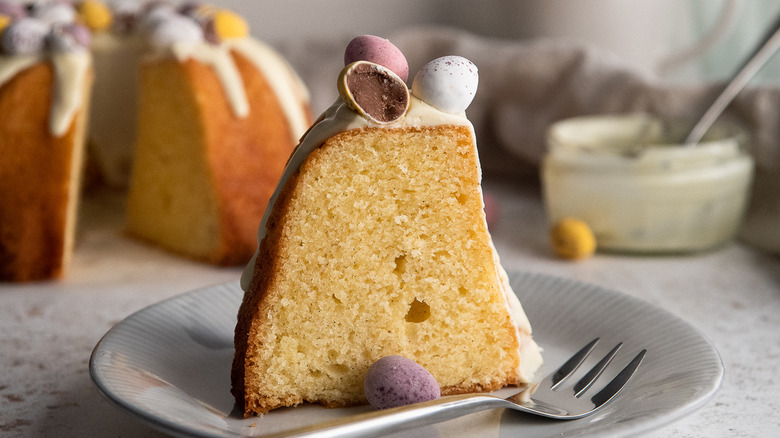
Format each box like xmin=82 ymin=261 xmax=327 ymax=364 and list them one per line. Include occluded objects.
xmin=405 ymin=298 xmax=431 ymax=323
xmin=459 ymin=286 xmax=469 ymax=296
xmin=331 ymin=294 xmax=342 ymax=305
xmin=329 ymin=363 xmax=350 ymax=375
xmin=456 ymin=193 xmax=468 ymax=205
xmin=393 ymin=254 xmax=407 ymax=276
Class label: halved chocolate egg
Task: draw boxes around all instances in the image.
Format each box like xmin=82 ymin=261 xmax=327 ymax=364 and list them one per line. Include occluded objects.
xmin=337 ymin=60 xmax=409 ymax=124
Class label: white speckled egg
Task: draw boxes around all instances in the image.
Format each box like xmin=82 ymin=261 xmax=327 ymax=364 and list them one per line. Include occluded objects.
xmin=1 ymin=18 xmax=49 ymax=55
xmin=47 ymin=23 xmax=92 ymax=53
xmin=147 ymin=14 xmax=204 ymax=48
xmin=411 ymin=56 xmax=478 ymax=114
xmin=33 ymin=2 xmax=77 ymax=25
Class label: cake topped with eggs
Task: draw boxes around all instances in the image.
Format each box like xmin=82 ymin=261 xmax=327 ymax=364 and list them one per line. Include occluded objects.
xmin=0 ymin=1 xmax=312 ymax=281
xmin=232 ymin=35 xmax=542 ymax=416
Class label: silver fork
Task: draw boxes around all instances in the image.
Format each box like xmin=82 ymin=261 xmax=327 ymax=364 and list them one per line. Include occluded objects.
xmin=264 ymin=339 xmax=647 ymax=438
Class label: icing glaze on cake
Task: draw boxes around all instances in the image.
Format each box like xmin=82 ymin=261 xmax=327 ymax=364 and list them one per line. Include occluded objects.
xmin=87 ymin=1 xmax=311 ymax=186
xmin=0 ymin=11 xmax=92 ymax=138
xmin=0 ymin=1 xmax=313 ymax=278
xmin=159 ymin=37 xmax=310 ymax=134
xmin=0 ymin=3 xmax=94 ymax=281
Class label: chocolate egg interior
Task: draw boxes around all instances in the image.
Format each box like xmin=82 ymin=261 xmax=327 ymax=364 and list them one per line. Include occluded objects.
xmin=340 ymin=61 xmax=409 ymax=124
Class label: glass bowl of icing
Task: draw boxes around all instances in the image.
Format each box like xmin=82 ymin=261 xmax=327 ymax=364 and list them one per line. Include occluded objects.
xmin=541 ymin=114 xmax=754 ymax=253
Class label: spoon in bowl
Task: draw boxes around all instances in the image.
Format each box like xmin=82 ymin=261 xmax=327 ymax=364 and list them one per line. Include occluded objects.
xmin=685 ymin=12 xmax=780 ymax=145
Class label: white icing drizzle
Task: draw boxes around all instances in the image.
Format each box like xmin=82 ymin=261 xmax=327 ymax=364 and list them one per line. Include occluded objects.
xmin=493 ymin=250 xmax=543 ymax=381
xmin=0 ymin=52 xmax=91 ymax=138
xmin=168 ymin=41 xmax=250 ymax=117
xmin=50 ymin=53 xmax=91 ymax=137
xmin=0 ymin=55 xmax=40 ymax=88
xmin=226 ymin=38 xmax=311 ymax=140
xmin=160 ymin=38 xmax=310 ymax=140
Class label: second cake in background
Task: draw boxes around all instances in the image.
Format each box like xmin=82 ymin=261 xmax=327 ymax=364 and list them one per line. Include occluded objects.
xmin=0 ymin=5 xmax=93 ymax=281
xmin=124 ymin=2 xmax=312 ymax=265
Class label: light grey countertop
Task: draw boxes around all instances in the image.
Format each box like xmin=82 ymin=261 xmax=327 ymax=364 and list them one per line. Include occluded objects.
xmin=1 ymin=181 xmax=778 ymax=437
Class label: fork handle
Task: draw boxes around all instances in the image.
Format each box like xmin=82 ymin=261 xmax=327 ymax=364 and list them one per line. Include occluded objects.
xmin=264 ymin=394 xmax=507 ymax=438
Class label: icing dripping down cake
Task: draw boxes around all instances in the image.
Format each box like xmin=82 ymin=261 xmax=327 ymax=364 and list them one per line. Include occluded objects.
xmin=0 ymin=1 xmax=312 ymax=280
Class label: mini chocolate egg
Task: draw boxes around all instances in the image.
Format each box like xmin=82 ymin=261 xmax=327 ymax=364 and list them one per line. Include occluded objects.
xmin=147 ymin=13 xmax=203 ymax=48
xmin=364 ymin=356 xmax=440 ymax=410
xmin=33 ymin=2 xmax=76 ymax=25
xmin=179 ymin=2 xmax=215 ymax=26
xmin=136 ymin=1 xmax=175 ymax=33
xmin=411 ymin=56 xmax=478 ymax=114
xmin=112 ymin=0 xmax=143 ymax=16
xmin=483 ymin=192 xmax=500 ymax=229
xmin=0 ymin=15 xmax=11 ymax=34
xmin=110 ymin=0 xmax=142 ymax=33
xmin=206 ymin=9 xmax=247 ymax=42
xmin=177 ymin=2 xmax=204 ymax=16
xmin=77 ymin=0 xmax=112 ymax=32
xmin=344 ymin=35 xmax=408 ymax=82
xmin=338 ymin=60 xmax=409 ymax=124
xmin=1 ymin=18 xmax=49 ymax=55
xmin=47 ymin=22 xmax=91 ymax=53
xmin=0 ymin=1 xmax=27 ymax=19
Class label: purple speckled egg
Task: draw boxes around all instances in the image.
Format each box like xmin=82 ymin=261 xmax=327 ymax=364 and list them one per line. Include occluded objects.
xmin=0 ymin=1 xmax=27 ymax=19
xmin=344 ymin=35 xmax=408 ymax=82
xmin=146 ymin=13 xmax=203 ymax=48
xmin=110 ymin=0 xmax=143 ymax=34
xmin=483 ymin=192 xmax=500 ymax=229
xmin=47 ymin=22 xmax=91 ymax=53
xmin=364 ymin=356 xmax=440 ymax=410
xmin=32 ymin=2 xmax=76 ymax=25
xmin=177 ymin=2 xmax=203 ymax=16
xmin=137 ymin=2 xmax=176 ymax=33
xmin=1 ymin=18 xmax=49 ymax=55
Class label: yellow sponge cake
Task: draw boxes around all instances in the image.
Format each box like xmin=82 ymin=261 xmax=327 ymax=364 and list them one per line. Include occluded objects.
xmin=232 ymin=36 xmax=542 ymax=416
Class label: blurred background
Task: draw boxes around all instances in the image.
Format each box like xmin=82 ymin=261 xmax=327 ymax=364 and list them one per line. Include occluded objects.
xmin=196 ymin=0 xmax=780 ymax=173
xmin=206 ymin=0 xmax=780 ymax=254
xmin=211 ymin=0 xmax=780 ymax=98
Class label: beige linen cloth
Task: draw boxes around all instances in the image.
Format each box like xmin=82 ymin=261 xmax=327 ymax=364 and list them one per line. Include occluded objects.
xmin=281 ymin=27 xmax=780 ymax=251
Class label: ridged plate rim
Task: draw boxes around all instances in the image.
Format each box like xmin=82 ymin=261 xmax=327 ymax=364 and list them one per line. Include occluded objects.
xmin=89 ymin=270 xmax=724 ymax=437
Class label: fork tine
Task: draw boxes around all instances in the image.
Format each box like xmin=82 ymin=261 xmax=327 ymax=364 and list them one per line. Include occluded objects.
xmin=590 ymin=349 xmax=647 ymax=408
xmin=573 ymin=342 xmax=623 ymax=397
xmin=550 ymin=338 xmax=600 ymax=389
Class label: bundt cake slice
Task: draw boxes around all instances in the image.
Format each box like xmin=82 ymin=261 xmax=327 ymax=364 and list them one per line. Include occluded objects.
xmin=125 ymin=7 xmax=311 ymax=265
xmin=0 ymin=18 xmax=93 ymax=281
xmin=232 ymin=36 xmax=542 ymax=416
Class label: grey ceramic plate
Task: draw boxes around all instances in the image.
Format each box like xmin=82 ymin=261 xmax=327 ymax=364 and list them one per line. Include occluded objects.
xmin=90 ymin=271 xmax=723 ymax=437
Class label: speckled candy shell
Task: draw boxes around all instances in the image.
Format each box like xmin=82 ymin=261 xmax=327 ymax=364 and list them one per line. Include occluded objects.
xmin=364 ymin=355 xmax=440 ymax=409
xmin=411 ymin=56 xmax=478 ymax=114
xmin=344 ymin=35 xmax=408 ymax=82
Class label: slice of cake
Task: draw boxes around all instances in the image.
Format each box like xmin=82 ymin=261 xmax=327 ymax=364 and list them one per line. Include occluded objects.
xmin=124 ymin=4 xmax=312 ymax=265
xmin=0 ymin=12 xmax=93 ymax=281
xmin=232 ymin=36 xmax=542 ymax=416
xmin=0 ymin=2 xmax=312 ymax=278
